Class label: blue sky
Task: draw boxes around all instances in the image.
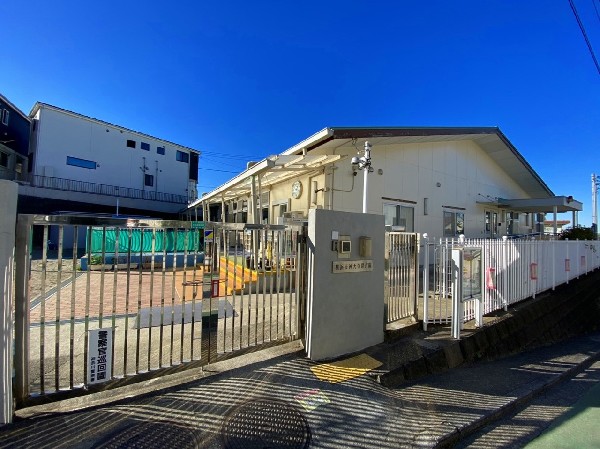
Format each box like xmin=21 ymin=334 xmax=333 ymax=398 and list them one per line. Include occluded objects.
xmin=2 ymin=1 xmax=599 ymax=225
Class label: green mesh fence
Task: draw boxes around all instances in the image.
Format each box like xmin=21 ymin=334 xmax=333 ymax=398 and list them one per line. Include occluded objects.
xmin=88 ymin=228 xmax=203 ymax=253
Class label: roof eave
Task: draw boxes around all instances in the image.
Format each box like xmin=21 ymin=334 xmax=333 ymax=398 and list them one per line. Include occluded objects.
xmin=493 ymin=129 xmax=554 ymax=197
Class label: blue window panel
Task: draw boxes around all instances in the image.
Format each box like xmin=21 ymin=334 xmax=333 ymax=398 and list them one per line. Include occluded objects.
xmin=141 ymin=142 xmax=150 ymax=151
xmin=67 ymin=156 xmax=97 ymax=170
xmin=176 ymin=150 xmax=189 ymax=163
xmin=157 ymin=146 xmax=165 ymax=155
xmin=145 ymin=174 xmax=154 ymax=187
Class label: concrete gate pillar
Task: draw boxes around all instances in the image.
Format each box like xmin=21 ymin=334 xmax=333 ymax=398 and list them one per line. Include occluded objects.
xmin=305 ymin=209 xmax=384 ymax=361
xmin=0 ymin=180 xmax=18 ymax=425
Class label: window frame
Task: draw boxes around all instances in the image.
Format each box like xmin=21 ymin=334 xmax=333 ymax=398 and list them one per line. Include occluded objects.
xmin=66 ymin=156 xmax=97 ymax=170
xmin=157 ymin=146 xmax=165 ymax=155
xmin=485 ymin=210 xmax=499 ymax=238
xmin=507 ymin=211 xmax=520 ymax=235
xmin=1 ymin=109 xmax=9 ymax=126
xmin=140 ymin=142 xmax=150 ymax=151
xmin=383 ymin=203 xmax=415 ymax=232
xmin=0 ymin=151 xmax=8 ymax=168
xmin=443 ymin=210 xmax=465 ymax=237
xmin=126 ymin=139 xmax=136 ymax=149
xmin=144 ymin=173 xmax=154 ymax=187
xmin=176 ymin=150 xmax=189 ymax=163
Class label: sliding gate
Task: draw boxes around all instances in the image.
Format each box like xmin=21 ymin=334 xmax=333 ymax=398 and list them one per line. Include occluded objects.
xmin=14 ymin=215 xmax=306 ymax=407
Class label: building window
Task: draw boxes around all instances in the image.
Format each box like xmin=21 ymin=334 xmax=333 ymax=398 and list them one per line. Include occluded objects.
xmin=444 ymin=211 xmax=464 ymax=237
xmin=383 ymin=203 xmax=414 ymax=231
xmin=66 ymin=156 xmax=97 ymax=170
xmin=485 ymin=211 xmax=499 ymax=237
xmin=144 ymin=174 xmax=154 ymax=187
xmin=507 ymin=211 xmax=520 ymax=235
xmin=0 ymin=151 xmax=8 ymax=167
xmin=157 ymin=146 xmax=165 ymax=155
xmin=141 ymin=142 xmax=150 ymax=151
xmin=126 ymin=139 xmax=136 ymax=148
xmin=176 ymin=150 xmax=189 ymax=163
xmin=1 ymin=109 xmax=9 ymax=126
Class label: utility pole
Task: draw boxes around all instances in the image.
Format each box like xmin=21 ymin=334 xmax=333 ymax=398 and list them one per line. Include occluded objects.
xmin=351 ymin=141 xmax=373 ymax=213
xmin=593 ymin=174 xmax=599 ymax=238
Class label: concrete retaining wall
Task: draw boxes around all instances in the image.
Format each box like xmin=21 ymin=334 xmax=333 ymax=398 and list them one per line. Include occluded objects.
xmin=381 ymin=269 xmax=600 ymax=387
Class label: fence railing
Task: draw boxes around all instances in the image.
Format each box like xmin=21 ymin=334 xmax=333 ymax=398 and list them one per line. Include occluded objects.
xmin=27 ymin=174 xmax=189 ymax=204
xmin=13 ymin=215 xmax=305 ymax=407
xmin=385 ymin=232 xmax=419 ymax=323
xmin=422 ymin=237 xmax=600 ymax=332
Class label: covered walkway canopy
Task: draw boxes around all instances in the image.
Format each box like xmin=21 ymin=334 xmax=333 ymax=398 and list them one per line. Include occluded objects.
xmin=186 ymin=152 xmax=344 ymax=221
xmin=477 ymin=196 xmax=583 ymax=234
xmin=478 ymin=196 xmax=583 ymax=214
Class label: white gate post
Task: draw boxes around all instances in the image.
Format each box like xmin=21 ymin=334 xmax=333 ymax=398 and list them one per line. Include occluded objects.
xmin=0 ymin=181 xmax=18 ymax=425
xmin=422 ymin=234 xmax=429 ymax=331
xmin=451 ymin=248 xmax=463 ymax=339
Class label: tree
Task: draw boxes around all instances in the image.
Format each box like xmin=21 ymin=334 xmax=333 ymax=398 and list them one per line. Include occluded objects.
xmin=559 ymin=226 xmax=597 ymax=240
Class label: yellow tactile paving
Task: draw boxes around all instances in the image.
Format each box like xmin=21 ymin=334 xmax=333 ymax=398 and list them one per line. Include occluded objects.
xmin=310 ymin=353 xmax=382 ymax=383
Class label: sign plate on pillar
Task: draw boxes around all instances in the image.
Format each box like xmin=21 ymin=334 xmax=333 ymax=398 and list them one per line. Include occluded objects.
xmin=332 ymin=260 xmax=373 ymax=273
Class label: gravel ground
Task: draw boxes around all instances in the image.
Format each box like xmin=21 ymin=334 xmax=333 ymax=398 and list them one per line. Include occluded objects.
xmin=29 ymin=250 xmax=83 ymax=301
xmin=29 ymin=259 xmax=63 ymax=301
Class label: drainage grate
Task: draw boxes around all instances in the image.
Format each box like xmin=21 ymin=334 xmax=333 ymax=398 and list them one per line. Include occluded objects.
xmin=92 ymin=421 xmax=200 ymax=449
xmin=222 ymin=399 xmax=311 ymax=449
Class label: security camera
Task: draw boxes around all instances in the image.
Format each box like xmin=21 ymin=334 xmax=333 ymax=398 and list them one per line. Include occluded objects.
xmin=351 ymin=156 xmax=360 ymax=165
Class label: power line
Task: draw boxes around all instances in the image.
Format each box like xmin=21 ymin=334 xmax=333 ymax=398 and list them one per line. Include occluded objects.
xmin=569 ymin=0 xmax=600 ymax=74
xmin=200 ymin=150 xmax=269 ymax=160
xmin=199 ymin=167 xmax=240 ymax=174
xmin=201 ymin=153 xmax=249 ymax=160
xmin=594 ymin=0 xmax=600 ymax=24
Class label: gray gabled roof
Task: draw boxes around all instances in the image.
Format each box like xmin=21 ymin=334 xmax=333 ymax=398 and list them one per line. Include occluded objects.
xmin=188 ymin=126 xmax=557 ymax=210
xmin=293 ymin=127 xmax=553 ymax=198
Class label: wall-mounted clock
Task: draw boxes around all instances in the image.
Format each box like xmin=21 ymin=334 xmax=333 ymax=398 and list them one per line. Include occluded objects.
xmin=291 ymin=180 xmax=303 ymax=199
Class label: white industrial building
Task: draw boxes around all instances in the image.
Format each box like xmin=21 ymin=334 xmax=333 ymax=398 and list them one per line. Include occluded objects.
xmin=187 ymin=127 xmax=581 ymax=240
xmin=20 ymin=102 xmax=200 ymax=216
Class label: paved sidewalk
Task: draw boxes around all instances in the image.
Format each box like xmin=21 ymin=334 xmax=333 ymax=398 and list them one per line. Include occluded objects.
xmin=1 ymin=332 xmax=600 ymax=448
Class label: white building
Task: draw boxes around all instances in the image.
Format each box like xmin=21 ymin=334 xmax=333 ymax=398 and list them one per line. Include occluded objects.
xmin=187 ymin=127 xmax=581 ymax=240
xmin=20 ymin=102 xmax=200 ymax=216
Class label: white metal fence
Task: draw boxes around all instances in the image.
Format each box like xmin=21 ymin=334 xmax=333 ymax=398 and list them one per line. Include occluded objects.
xmin=422 ymin=237 xmax=600 ymax=331
xmin=384 ymin=232 xmax=419 ymax=323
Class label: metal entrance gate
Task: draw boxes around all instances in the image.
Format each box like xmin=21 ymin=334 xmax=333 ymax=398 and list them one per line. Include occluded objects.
xmin=384 ymin=232 xmax=419 ymax=323
xmin=14 ymin=215 xmax=306 ymax=407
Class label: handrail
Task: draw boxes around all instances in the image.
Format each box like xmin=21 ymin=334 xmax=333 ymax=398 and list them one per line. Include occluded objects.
xmin=27 ymin=174 xmax=189 ymax=204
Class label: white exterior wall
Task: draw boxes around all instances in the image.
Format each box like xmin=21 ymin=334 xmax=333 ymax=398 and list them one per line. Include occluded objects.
xmin=32 ymin=107 xmax=194 ymax=197
xmin=327 ymin=140 xmax=532 ymax=239
xmin=266 ymin=170 xmax=327 ymax=221
xmin=256 ymin=139 xmax=536 ymax=240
